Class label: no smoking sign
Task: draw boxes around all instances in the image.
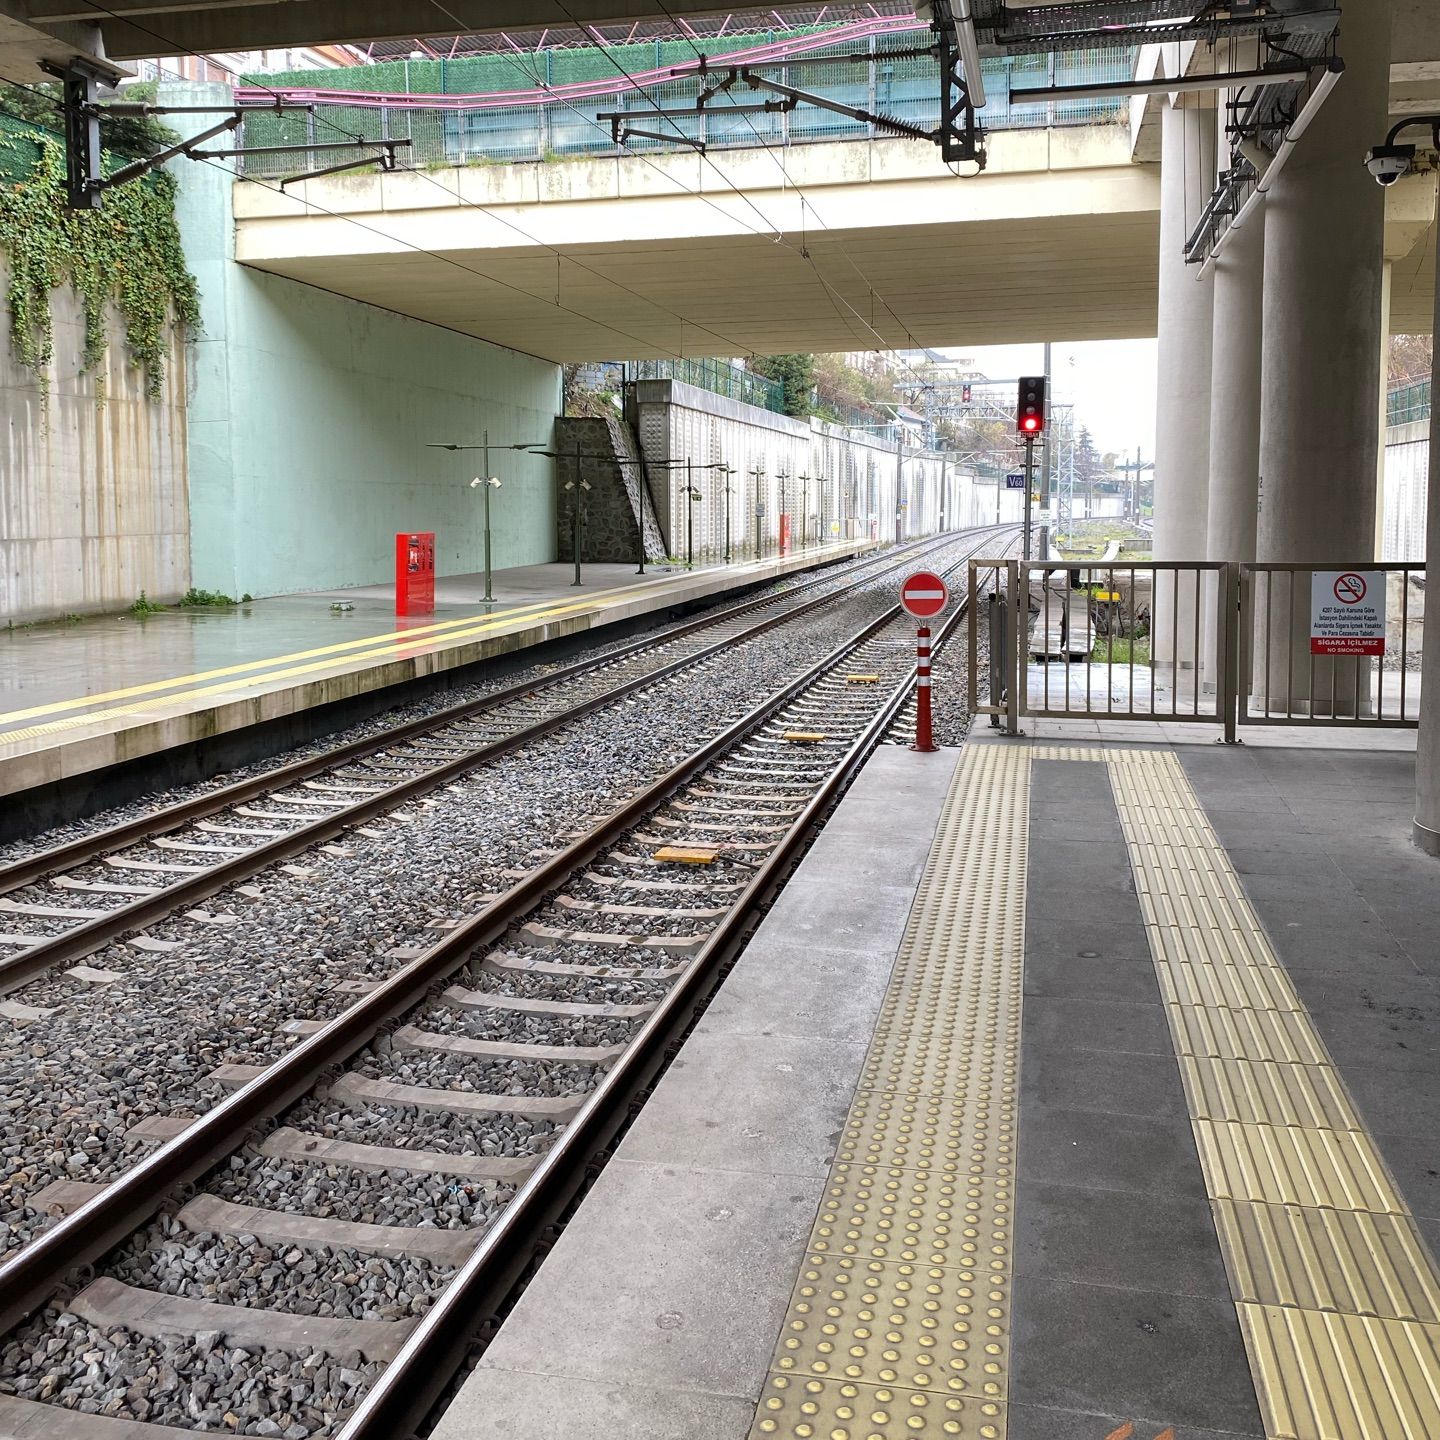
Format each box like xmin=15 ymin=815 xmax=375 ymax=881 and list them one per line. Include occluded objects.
xmin=1311 ymin=570 xmax=1385 ymax=656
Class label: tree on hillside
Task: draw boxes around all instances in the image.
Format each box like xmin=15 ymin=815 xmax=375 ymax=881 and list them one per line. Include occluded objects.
xmin=750 ymin=353 xmax=816 ymax=418
xmin=1390 ymin=334 xmax=1432 ymax=384
xmin=1 ymin=80 xmax=177 ymax=157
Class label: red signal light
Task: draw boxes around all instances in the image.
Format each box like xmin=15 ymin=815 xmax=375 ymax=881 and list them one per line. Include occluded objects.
xmin=1016 ymin=374 xmax=1047 ymax=437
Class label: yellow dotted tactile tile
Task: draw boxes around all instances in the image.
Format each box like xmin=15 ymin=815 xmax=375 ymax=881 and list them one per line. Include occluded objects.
xmin=1107 ymin=747 xmax=1440 ymax=1440
xmin=748 ymin=742 xmax=1029 ymax=1440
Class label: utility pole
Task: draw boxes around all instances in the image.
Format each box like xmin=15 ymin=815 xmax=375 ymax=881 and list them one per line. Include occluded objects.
xmin=799 ymin=471 xmax=811 ymax=550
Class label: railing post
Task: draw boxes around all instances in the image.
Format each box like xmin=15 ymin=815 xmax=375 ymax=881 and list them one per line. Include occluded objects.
xmin=1006 ymin=559 xmax=1024 ymax=736
xmin=1221 ymin=561 xmax=1241 ymax=744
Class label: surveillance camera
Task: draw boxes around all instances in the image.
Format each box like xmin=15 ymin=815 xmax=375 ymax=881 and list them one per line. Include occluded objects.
xmin=1364 ymin=143 xmax=1415 ymax=186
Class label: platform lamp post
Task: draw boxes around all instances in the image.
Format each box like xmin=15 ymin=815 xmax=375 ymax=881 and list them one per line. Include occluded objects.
xmin=638 ymin=459 xmax=733 ymax=570
xmin=815 ymin=475 xmax=833 ymax=547
xmin=798 ymin=472 xmax=811 ymax=550
xmin=427 ymin=431 xmax=550 ymax=603
xmin=750 ymin=463 xmax=766 ymax=558
xmin=719 ymin=463 xmax=737 ymax=563
xmin=777 ymin=468 xmax=791 ymax=555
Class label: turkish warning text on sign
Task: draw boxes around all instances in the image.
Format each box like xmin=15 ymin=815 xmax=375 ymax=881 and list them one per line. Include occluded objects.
xmin=1310 ymin=570 xmax=1385 ymax=656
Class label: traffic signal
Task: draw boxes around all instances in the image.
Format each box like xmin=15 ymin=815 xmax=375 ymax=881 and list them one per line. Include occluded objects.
xmin=1017 ymin=375 xmax=1046 ymax=436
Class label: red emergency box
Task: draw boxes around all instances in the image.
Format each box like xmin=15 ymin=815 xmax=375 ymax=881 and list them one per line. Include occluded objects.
xmin=779 ymin=514 xmax=792 ymax=557
xmin=396 ymin=532 xmax=435 ymax=616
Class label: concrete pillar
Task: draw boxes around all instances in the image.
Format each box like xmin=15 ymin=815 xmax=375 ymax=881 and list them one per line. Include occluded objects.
xmin=1253 ymin=0 xmax=1392 ymax=710
xmin=1153 ymin=99 xmax=1216 ymax=680
xmin=1376 ymin=258 xmax=1393 ymax=560
xmin=1412 ymin=187 xmax=1440 ymax=854
xmin=1207 ymin=211 xmax=1265 ymax=566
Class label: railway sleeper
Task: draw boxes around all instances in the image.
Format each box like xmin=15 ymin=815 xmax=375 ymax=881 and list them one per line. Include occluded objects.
xmin=517 ymin=920 xmax=708 ymax=955
xmin=69 ymin=1275 xmax=414 ymax=1363
xmin=390 ymin=1023 xmax=624 ymax=1068
xmin=481 ymin=949 xmax=685 ymax=980
xmin=581 ymin=870 xmax=744 ymax=894
xmin=179 ymin=1194 xmax=480 ymax=1266
xmin=439 ymin=984 xmax=656 ymax=1019
xmin=554 ymin=895 xmax=726 ymax=920
xmin=328 ymin=1072 xmax=584 ymax=1121
xmin=257 ymin=1125 xmax=538 ymax=1184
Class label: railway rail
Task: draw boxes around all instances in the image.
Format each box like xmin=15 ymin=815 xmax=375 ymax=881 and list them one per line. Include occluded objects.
xmin=0 ymin=525 xmax=1017 ymax=1439
xmin=0 ymin=534 xmax=978 ymax=1001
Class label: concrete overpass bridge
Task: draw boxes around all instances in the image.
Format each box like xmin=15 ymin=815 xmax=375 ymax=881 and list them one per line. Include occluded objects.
xmin=232 ymin=114 xmax=1435 ymax=361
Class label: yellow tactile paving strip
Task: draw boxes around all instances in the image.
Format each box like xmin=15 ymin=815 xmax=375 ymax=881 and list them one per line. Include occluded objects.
xmin=1103 ymin=746 xmax=1440 ymax=1440
xmin=750 ymin=742 xmax=1028 ymax=1440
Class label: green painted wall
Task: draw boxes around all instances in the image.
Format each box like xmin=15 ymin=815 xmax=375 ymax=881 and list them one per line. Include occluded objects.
xmin=167 ymin=83 xmax=562 ymax=600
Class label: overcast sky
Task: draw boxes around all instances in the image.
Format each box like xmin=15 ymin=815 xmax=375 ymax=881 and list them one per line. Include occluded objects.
xmin=938 ymin=338 xmax=1158 ymax=463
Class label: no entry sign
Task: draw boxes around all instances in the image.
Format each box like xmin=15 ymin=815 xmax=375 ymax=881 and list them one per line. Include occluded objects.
xmin=901 ymin=570 xmax=948 ymax=620
xmin=1311 ymin=570 xmax=1385 ymax=656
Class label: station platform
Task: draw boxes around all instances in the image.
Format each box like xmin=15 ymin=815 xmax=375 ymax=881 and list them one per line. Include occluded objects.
xmin=0 ymin=542 xmax=874 ymax=802
xmin=436 ymin=723 xmax=1440 ymax=1440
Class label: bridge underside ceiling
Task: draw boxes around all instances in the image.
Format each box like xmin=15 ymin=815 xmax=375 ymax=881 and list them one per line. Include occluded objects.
xmin=234 ymin=129 xmax=1435 ymax=359
xmin=238 ymin=211 xmax=1169 ymax=360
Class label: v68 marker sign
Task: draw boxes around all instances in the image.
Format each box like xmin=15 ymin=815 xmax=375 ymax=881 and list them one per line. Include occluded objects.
xmin=1311 ymin=570 xmax=1385 ymax=656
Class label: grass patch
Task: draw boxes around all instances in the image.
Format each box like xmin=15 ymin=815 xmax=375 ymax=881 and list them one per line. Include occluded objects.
xmin=128 ymin=591 xmax=166 ymax=615
xmin=1091 ymin=636 xmax=1151 ymax=666
xmin=179 ymin=587 xmax=236 ymax=607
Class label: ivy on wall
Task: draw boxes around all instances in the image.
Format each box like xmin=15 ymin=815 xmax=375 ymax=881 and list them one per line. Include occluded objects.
xmin=0 ymin=122 xmax=199 ymax=401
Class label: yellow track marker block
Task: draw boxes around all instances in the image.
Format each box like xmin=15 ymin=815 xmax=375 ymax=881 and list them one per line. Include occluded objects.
xmin=650 ymin=845 xmax=719 ymax=865
xmin=844 ymin=674 xmax=880 ymax=684
xmin=782 ymin=731 xmax=826 ymax=743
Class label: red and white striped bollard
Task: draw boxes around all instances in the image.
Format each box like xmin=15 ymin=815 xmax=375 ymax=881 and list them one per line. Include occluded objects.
xmin=912 ymin=624 xmax=937 ymax=753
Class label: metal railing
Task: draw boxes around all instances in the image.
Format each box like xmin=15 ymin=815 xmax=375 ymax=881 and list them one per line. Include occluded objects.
xmin=233 ymin=38 xmax=1133 ymax=176
xmin=1387 ymin=376 xmax=1431 ymax=428
xmin=630 ymin=358 xmax=784 ymax=414
xmin=1242 ymin=563 xmax=1423 ymax=727
xmin=969 ymin=559 xmax=1425 ymax=740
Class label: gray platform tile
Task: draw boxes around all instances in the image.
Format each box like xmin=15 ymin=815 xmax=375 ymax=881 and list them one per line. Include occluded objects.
xmin=1236 ymin=870 xmax=1377 ymax=911
xmin=1250 ymin=919 xmax=1416 ymax=978
xmin=1007 ymin=1401 xmax=1262 ymax=1440
xmin=1017 ymin=1106 xmax=1208 ymax=1201
xmin=1022 ymin=996 xmax=1172 ymax=1057
xmin=1014 ymin=1182 xmax=1232 ymax=1299
xmin=1355 ymin=1133 xmax=1440 ymax=1221
xmin=700 ymin=937 xmax=896 ymax=1043
xmin=1286 ymin=968 xmax=1440 ymax=1014
xmin=1222 ymin=842 xmax=1344 ymax=875
xmin=1026 ymin=885 xmax=1141 ymax=928
xmin=1023 ymin=952 xmax=1164 ymax=1004
xmin=1344 ymin=1064 xmax=1440 ymax=1138
xmin=621 ymin=1030 xmax=865 ymax=1177
xmin=479 ymin=1159 xmax=822 ymax=1398
xmin=1028 ymin=836 xmax=1134 ymax=874
xmin=1305 ymin=1005 xmax=1440 ymax=1075
xmin=1024 ymin=920 xmax=1155 ymax=965
xmin=1020 ymin=1048 xmax=1190 ymax=1122
xmin=780 ymin=831 xmax=930 ymax=889
xmin=1010 ymin=1276 xmax=1264 ymax=1436
xmin=430 ymin=1366 xmax=755 ymax=1440
xmin=1029 ymin=815 xmax=1124 ymax=844
xmin=755 ymin=879 xmax=922 ymax=956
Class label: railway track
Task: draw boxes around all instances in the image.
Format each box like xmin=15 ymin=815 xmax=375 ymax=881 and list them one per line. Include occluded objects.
xmin=0 ymin=534 xmax=979 ymax=1003
xmin=0 ymin=526 xmax=1017 ymax=1439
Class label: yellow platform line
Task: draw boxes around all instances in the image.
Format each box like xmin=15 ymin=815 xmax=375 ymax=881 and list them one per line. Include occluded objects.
xmin=1105 ymin=747 xmax=1440 ymax=1440
xmin=0 ymin=565 xmax=755 ymax=734
xmin=750 ymin=742 xmax=1028 ymax=1440
xmin=0 ymin=580 xmax=712 ymax=747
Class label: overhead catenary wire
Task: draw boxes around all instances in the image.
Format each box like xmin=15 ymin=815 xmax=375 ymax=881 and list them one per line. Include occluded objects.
xmin=44 ymin=0 xmax=770 ymax=359
xmin=0 ymin=75 xmax=718 ymax=361
xmin=537 ymin=0 xmax=943 ymax=383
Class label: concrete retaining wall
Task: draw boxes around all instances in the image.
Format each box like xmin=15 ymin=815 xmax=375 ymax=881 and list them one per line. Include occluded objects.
xmin=630 ymin=378 xmax=1021 ymax=559
xmin=1383 ymin=418 xmax=1429 ymax=562
xmin=168 ymin=81 xmax=564 ymax=603
xmin=0 ymin=277 xmax=190 ymax=623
